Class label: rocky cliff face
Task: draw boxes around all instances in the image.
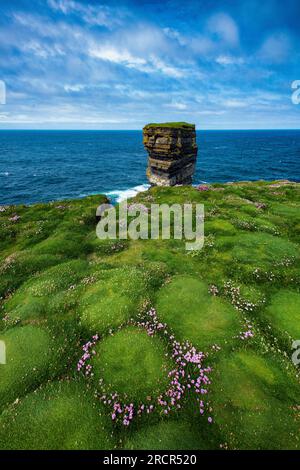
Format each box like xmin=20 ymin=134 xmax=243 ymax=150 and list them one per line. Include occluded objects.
xmin=143 ymin=122 xmax=198 ymax=186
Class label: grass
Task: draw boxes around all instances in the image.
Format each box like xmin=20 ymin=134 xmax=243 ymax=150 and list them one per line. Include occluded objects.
xmin=229 ymin=232 xmax=299 ymax=265
xmin=263 ymin=289 xmax=300 ymax=341
xmin=156 ymin=275 xmax=241 ymax=350
xmin=0 ymin=380 xmax=113 ymax=450
xmin=211 ymin=349 xmax=299 ymax=450
xmin=79 ymin=267 xmax=149 ymax=334
xmin=0 ymin=181 xmax=299 ymax=450
xmin=143 ymin=122 xmax=195 ymax=130
xmin=4 ymin=259 xmax=89 ymax=321
xmin=0 ymin=325 xmax=59 ymax=411
xmin=92 ymin=326 xmax=171 ymax=402
xmin=124 ymin=419 xmax=214 ymax=450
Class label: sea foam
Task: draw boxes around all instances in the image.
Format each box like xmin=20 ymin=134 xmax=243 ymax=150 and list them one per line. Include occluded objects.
xmin=105 ymin=184 xmax=150 ymax=203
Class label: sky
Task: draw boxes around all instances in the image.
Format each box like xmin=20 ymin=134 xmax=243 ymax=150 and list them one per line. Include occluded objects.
xmin=0 ymin=0 xmax=299 ymax=130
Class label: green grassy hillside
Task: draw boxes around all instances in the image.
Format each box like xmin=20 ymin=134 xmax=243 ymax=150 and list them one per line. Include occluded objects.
xmin=0 ymin=181 xmax=299 ymax=450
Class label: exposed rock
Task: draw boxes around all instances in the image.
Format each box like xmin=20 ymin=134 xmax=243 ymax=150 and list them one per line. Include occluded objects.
xmin=143 ymin=122 xmax=198 ymax=186
xmin=9 ymin=214 xmax=20 ymax=222
xmin=268 ymin=180 xmax=297 ymax=188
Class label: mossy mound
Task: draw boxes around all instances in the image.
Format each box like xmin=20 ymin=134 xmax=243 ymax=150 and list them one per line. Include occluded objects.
xmin=124 ymin=419 xmax=213 ymax=450
xmin=156 ymin=275 xmax=240 ymax=350
xmin=0 ymin=252 xmax=60 ymax=297
xmin=141 ymin=240 xmax=194 ymax=275
xmin=0 ymin=381 xmax=113 ymax=450
xmin=92 ymin=326 xmax=171 ymax=402
xmin=233 ymin=283 xmax=266 ymax=306
xmin=4 ymin=259 xmax=88 ymax=321
xmin=228 ymin=232 xmax=299 ymax=265
xmin=270 ymin=203 xmax=300 ymax=222
xmin=79 ymin=267 xmax=148 ymax=334
xmin=262 ymin=290 xmax=300 ymax=340
xmin=0 ymin=325 xmax=59 ymax=410
xmin=205 ymin=219 xmax=236 ymax=236
xmin=212 ymin=350 xmax=299 ymax=449
xmin=31 ymin=230 xmax=89 ymax=257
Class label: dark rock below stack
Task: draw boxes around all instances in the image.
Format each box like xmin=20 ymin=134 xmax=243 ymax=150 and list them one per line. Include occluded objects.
xmin=143 ymin=122 xmax=198 ymax=186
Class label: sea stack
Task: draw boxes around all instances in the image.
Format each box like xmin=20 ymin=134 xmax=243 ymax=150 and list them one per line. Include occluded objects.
xmin=143 ymin=122 xmax=198 ymax=186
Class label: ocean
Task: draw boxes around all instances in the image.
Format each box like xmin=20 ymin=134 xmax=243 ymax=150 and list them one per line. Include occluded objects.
xmin=0 ymin=130 xmax=299 ymax=205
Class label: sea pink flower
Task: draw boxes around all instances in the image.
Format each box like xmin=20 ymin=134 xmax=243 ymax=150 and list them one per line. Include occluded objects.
xmin=197 ymin=185 xmax=210 ymax=192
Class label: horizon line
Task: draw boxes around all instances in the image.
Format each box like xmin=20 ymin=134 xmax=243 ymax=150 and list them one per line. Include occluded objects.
xmin=0 ymin=128 xmax=300 ymax=132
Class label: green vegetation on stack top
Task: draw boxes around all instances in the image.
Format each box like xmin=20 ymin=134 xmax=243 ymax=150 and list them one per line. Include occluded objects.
xmin=143 ymin=122 xmax=195 ymax=130
xmin=0 ymin=180 xmax=299 ymax=450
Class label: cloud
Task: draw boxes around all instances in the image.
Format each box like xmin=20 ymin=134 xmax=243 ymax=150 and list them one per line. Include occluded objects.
xmin=64 ymin=83 xmax=86 ymax=92
xmin=89 ymin=44 xmax=184 ymax=78
xmin=196 ymin=110 xmax=227 ymax=116
xmin=48 ymin=0 xmax=76 ymax=14
xmin=190 ymin=35 xmax=215 ymax=55
xmin=149 ymin=55 xmax=184 ymax=78
xmin=165 ymin=101 xmax=188 ymax=110
xmin=1 ymin=0 xmax=299 ymax=129
xmin=47 ymin=0 xmax=124 ymax=28
xmin=13 ymin=12 xmax=68 ymax=38
xmin=259 ymin=32 xmax=292 ymax=63
xmin=216 ymin=55 xmax=245 ymax=65
xmin=89 ymin=44 xmax=147 ymax=68
xmin=24 ymin=40 xmax=66 ymax=58
xmin=163 ymin=27 xmax=187 ymax=46
xmin=207 ymin=13 xmax=240 ymax=47
xmin=222 ymin=98 xmax=248 ymax=108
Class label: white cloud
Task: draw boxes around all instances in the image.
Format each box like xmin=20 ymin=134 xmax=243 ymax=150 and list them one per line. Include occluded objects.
xmin=125 ymin=25 xmax=168 ymax=55
xmin=166 ymin=101 xmax=188 ymax=110
xmin=207 ymin=13 xmax=239 ymax=47
xmin=48 ymin=0 xmax=118 ymax=27
xmin=190 ymin=36 xmax=215 ymax=55
xmin=64 ymin=83 xmax=86 ymax=92
xmin=89 ymin=44 xmax=184 ymax=78
xmin=89 ymin=45 xmax=147 ymax=67
xmin=259 ymin=33 xmax=292 ymax=64
xmin=12 ymin=7 xmax=188 ymax=80
xmin=196 ymin=110 xmax=227 ymax=116
xmin=222 ymin=99 xmax=248 ymax=108
xmin=163 ymin=27 xmax=187 ymax=46
xmin=48 ymin=0 xmax=74 ymax=14
xmin=149 ymin=55 xmax=184 ymax=78
xmin=24 ymin=41 xmax=65 ymax=58
xmin=216 ymin=55 xmax=244 ymax=65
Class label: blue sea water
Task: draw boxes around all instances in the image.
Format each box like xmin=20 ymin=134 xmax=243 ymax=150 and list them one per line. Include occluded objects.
xmin=0 ymin=130 xmax=299 ymax=205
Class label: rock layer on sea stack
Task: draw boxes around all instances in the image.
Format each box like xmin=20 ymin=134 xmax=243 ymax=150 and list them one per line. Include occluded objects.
xmin=143 ymin=122 xmax=198 ymax=186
